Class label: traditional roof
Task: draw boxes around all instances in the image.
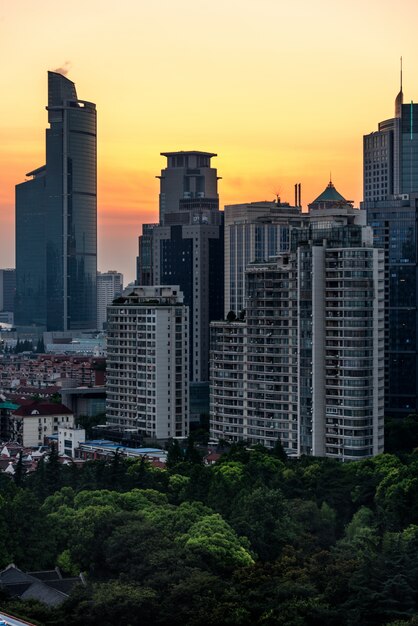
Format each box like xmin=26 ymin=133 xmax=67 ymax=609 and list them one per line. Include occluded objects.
xmin=311 ymin=181 xmax=347 ymax=205
xmin=0 ymin=564 xmax=84 ymax=608
xmin=308 ymin=180 xmax=353 ymax=211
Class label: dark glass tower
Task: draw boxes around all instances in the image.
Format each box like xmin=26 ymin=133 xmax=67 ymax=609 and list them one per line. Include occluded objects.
xmin=137 ymin=151 xmax=224 ymax=423
xmin=16 ymin=72 xmax=97 ymax=330
xmin=363 ymin=74 xmax=418 ymax=416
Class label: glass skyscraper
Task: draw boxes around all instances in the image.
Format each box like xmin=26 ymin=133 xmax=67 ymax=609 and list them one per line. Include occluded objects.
xmin=15 ymin=71 xmax=97 ymax=331
xmin=363 ymin=79 xmax=418 ymax=416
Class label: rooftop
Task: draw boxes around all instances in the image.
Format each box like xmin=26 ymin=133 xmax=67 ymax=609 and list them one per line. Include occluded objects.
xmin=13 ymin=402 xmax=73 ymax=417
xmin=309 ymin=180 xmax=353 ymax=210
xmin=161 ymin=150 xmax=217 ymax=157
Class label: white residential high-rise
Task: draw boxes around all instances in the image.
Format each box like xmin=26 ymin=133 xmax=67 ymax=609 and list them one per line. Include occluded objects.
xmin=224 ymin=200 xmax=302 ymax=315
xmin=210 ymin=183 xmax=385 ymax=461
xmin=106 ymin=286 xmax=189 ymax=439
xmin=97 ymin=271 xmax=123 ymax=330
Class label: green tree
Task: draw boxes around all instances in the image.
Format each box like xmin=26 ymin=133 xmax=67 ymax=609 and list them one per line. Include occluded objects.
xmin=179 ymin=513 xmax=254 ymax=570
xmin=166 ymin=438 xmax=184 ymax=469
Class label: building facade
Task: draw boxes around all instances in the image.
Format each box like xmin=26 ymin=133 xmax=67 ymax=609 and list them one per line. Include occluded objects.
xmin=137 ymin=152 xmax=224 ymax=421
xmin=15 ymin=71 xmax=97 ymax=331
xmin=106 ymin=286 xmax=189 ymax=439
xmin=157 ymin=151 xmax=219 ymax=224
xmin=364 ymin=80 xmax=418 ymax=416
xmin=58 ymin=424 xmax=86 ymax=457
xmin=97 ymin=271 xmax=123 ymax=330
xmin=10 ymin=402 xmax=74 ymax=447
xmin=0 ymin=269 xmax=16 ymax=314
xmin=136 ymin=223 xmax=158 ymax=285
xmin=211 ymin=184 xmax=385 ymax=460
xmin=224 ymin=200 xmax=302 ymax=315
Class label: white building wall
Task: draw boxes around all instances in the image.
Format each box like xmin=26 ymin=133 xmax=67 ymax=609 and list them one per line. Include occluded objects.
xmin=97 ymin=271 xmax=123 ymax=330
xmin=106 ymin=286 xmax=189 ymax=439
xmin=22 ymin=413 xmax=75 ymax=447
xmin=311 ymin=247 xmax=326 ymax=456
xmin=58 ymin=425 xmax=86 ymax=457
xmin=373 ymin=248 xmax=385 ymax=455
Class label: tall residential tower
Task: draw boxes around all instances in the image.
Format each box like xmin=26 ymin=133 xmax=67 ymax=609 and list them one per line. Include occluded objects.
xmin=211 ymin=183 xmax=385 ymax=460
xmin=106 ymin=286 xmax=189 ymax=439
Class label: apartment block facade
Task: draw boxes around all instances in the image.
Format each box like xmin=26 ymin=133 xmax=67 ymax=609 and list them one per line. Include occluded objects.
xmin=97 ymin=270 xmax=123 ymax=330
xmin=211 ymin=185 xmax=385 ymax=460
xmin=106 ymin=286 xmax=189 ymax=439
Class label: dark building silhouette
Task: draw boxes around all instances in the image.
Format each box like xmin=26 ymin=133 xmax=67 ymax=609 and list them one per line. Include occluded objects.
xmin=136 ymin=223 xmax=158 ymax=285
xmin=0 ymin=269 xmax=16 ymax=313
xmin=363 ymin=69 xmax=418 ymax=416
xmin=137 ymin=152 xmax=224 ymax=419
xmin=15 ymin=72 xmax=97 ymax=330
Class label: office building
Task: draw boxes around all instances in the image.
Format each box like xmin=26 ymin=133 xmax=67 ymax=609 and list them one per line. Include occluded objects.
xmin=97 ymin=270 xmax=123 ymax=330
xmin=106 ymin=286 xmax=189 ymax=439
xmin=364 ymin=69 xmax=418 ymax=203
xmin=138 ymin=152 xmax=224 ymax=420
xmin=363 ymin=76 xmax=418 ymax=416
xmin=211 ymin=183 xmax=385 ymax=460
xmin=157 ymin=151 xmax=219 ymax=225
xmin=15 ymin=71 xmax=97 ymax=331
xmin=0 ymin=269 xmax=16 ymax=314
xmin=136 ymin=223 xmax=158 ymax=285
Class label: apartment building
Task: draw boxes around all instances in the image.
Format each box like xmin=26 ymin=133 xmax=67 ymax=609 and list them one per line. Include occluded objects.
xmin=106 ymin=286 xmax=189 ymax=439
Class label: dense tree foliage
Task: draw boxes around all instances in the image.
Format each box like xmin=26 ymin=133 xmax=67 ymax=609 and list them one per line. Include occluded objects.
xmin=2 ymin=448 xmax=418 ymax=624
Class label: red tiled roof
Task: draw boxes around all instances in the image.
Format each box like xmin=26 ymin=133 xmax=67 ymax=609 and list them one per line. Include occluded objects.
xmin=13 ymin=402 xmax=73 ymax=417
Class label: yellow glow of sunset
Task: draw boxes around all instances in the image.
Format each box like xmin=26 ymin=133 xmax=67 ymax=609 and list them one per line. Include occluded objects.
xmin=1 ymin=0 xmax=418 ymax=281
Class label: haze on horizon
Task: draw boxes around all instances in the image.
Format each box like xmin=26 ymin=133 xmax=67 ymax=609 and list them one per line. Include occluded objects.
xmin=1 ymin=0 xmax=418 ymax=282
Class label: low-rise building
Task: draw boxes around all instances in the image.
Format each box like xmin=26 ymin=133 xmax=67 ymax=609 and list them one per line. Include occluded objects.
xmin=58 ymin=425 xmax=86 ymax=457
xmin=10 ymin=402 xmax=74 ymax=447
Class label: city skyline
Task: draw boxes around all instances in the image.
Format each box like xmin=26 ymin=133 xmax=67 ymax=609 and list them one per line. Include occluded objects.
xmin=1 ymin=0 xmax=418 ymax=281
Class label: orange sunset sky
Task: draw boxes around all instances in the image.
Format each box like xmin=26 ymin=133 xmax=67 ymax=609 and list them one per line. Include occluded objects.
xmin=1 ymin=0 xmax=418 ymax=282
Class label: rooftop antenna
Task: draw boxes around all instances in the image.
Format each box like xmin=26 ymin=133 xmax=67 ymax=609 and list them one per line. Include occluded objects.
xmin=401 ymin=56 xmax=403 ymax=92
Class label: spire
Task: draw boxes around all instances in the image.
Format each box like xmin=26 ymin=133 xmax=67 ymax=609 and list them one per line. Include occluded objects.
xmin=395 ymin=56 xmax=403 ymax=118
xmin=401 ymin=55 xmax=403 ymax=91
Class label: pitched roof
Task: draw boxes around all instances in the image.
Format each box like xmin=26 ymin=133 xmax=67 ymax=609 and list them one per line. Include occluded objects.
xmin=13 ymin=402 xmax=72 ymax=417
xmin=0 ymin=564 xmax=84 ymax=608
xmin=310 ymin=181 xmax=347 ymax=205
xmin=20 ymin=581 xmax=68 ymax=607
